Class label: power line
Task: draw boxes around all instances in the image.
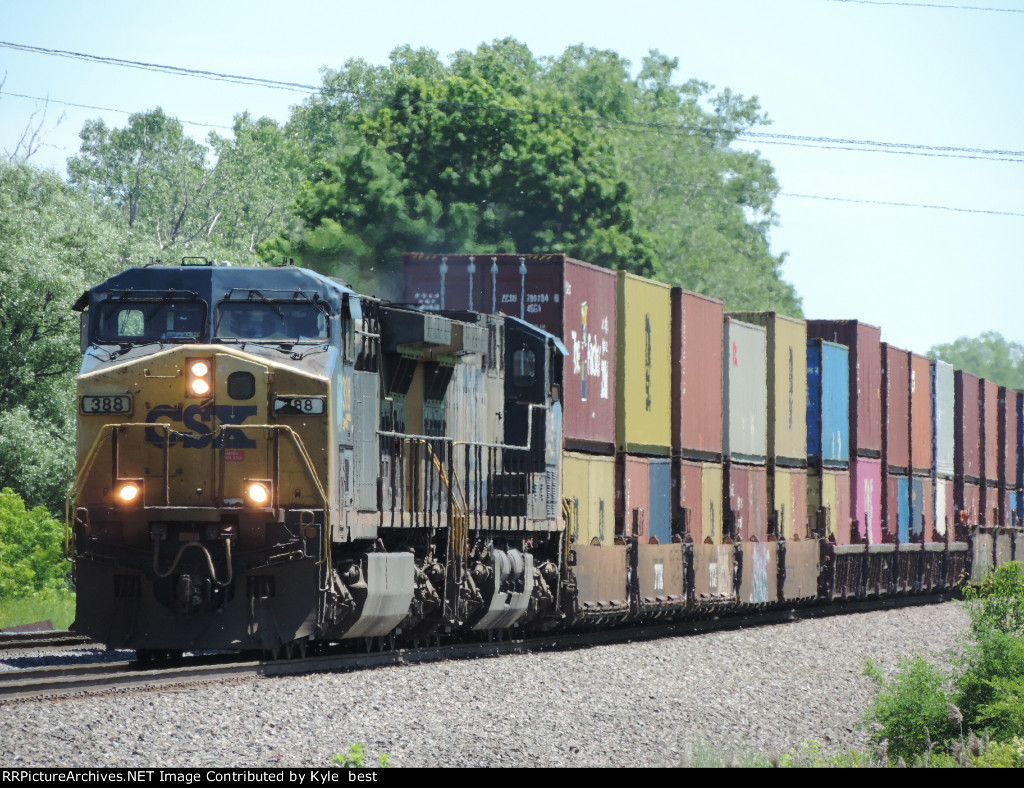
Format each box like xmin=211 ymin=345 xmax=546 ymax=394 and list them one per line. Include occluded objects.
xmin=828 ymin=0 xmax=1024 ymax=11
xmin=784 ymin=191 xmax=1024 ymax=217
xmin=1 ymin=39 xmax=1020 ymax=164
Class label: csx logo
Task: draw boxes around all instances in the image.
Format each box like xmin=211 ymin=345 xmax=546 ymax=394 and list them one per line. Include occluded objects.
xmin=145 ymin=404 xmax=258 ymax=449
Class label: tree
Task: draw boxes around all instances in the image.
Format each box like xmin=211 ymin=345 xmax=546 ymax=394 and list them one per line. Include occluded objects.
xmin=0 ymin=488 xmax=69 ymax=600
xmin=68 ymin=108 xmax=215 ymax=250
xmin=929 ymin=332 xmax=1024 ymax=390
xmin=263 ymin=43 xmax=658 ymax=292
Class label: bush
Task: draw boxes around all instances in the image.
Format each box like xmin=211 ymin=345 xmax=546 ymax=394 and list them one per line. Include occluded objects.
xmin=0 ymin=487 xmax=69 ymax=600
xmin=862 ymin=655 xmax=958 ymax=762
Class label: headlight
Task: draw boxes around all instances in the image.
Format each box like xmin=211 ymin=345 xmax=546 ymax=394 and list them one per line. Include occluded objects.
xmin=187 ymin=358 xmax=213 ymax=397
xmin=117 ymin=482 xmax=141 ymax=503
xmin=247 ymin=483 xmax=270 ymax=505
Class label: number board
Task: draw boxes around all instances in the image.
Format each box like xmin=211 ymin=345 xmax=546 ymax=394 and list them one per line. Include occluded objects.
xmin=273 ymin=396 xmax=325 ymax=416
xmin=80 ymin=394 xmax=132 ymax=415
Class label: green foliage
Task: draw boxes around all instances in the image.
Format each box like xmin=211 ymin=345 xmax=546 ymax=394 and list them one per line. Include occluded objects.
xmin=776 ymin=741 xmax=878 ymax=768
xmin=331 ymin=744 xmax=392 ymax=769
xmin=0 ymin=588 xmax=75 ymax=630
xmin=269 ymin=40 xmax=799 ymax=311
xmin=862 ymin=655 xmax=957 ymax=762
xmin=962 ymin=560 xmax=1024 ymax=637
xmin=928 ymin=331 xmax=1024 ymax=390
xmin=0 ymin=488 xmax=69 ymax=600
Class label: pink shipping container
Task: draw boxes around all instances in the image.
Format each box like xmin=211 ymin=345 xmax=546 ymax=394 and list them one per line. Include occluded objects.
xmin=882 ymin=344 xmax=910 ymax=473
xmin=726 ymin=463 xmax=768 ymax=543
xmin=618 ymin=455 xmax=650 ymax=543
xmin=955 ymin=371 xmax=982 ymax=481
xmin=909 ymin=353 xmax=932 ymax=475
xmin=806 ymin=321 xmax=882 ymax=458
xmin=672 ymin=288 xmax=724 ymax=460
xmin=403 ymin=253 xmax=617 ymax=452
xmin=677 ymin=459 xmax=724 ymax=544
xmin=982 ymin=379 xmax=999 ymax=486
xmin=851 ymin=456 xmax=883 ymax=546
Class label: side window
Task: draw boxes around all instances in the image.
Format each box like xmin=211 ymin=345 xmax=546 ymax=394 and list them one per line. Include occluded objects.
xmin=512 ymin=346 xmax=536 ymax=388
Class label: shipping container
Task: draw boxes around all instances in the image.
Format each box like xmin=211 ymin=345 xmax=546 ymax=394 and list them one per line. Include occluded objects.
xmin=882 ymin=344 xmax=910 ymax=473
xmin=617 ymin=455 xmax=650 ymax=543
xmin=934 ymin=477 xmax=954 ymax=542
xmin=647 ymin=457 xmax=673 ymax=544
xmin=808 ymin=467 xmax=851 ymax=543
xmin=982 ymin=379 xmax=999 ymax=486
xmin=726 ymin=462 xmax=768 ymax=542
xmin=770 ymin=466 xmax=808 ymax=540
xmin=723 ymin=318 xmax=768 ymax=464
xmin=851 ymin=456 xmax=883 ymax=546
xmin=806 ymin=339 xmax=850 ymax=467
xmin=884 ymin=472 xmax=911 ymax=543
xmin=677 ymin=459 xmax=724 ymax=544
xmin=910 ymin=353 xmax=932 ymax=475
xmin=998 ymin=387 xmax=1019 ymax=490
xmin=672 ymin=288 xmax=724 ymax=460
xmin=617 ymin=272 xmax=672 ymax=455
xmin=910 ymin=476 xmax=934 ymax=543
xmin=982 ymin=483 xmax=1000 ymax=528
xmin=728 ymin=312 xmax=807 ymax=465
xmin=932 ymin=360 xmax=955 ymax=478
xmin=562 ymin=452 xmax=616 ymax=546
xmin=1019 ymin=392 xmax=1024 ymax=495
xmin=956 ymin=479 xmax=981 ymax=529
xmin=403 ymin=253 xmax=618 ymax=452
xmin=955 ymin=371 xmax=982 ymax=481
xmin=806 ymin=320 xmax=883 ymax=458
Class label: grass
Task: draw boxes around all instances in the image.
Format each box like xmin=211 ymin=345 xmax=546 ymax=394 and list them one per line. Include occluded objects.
xmin=0 ymin=590 xmax=76 ymax=630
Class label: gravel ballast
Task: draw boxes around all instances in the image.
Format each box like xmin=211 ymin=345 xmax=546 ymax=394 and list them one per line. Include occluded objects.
xmin=0 ymin=602 xmax=970 ymax=768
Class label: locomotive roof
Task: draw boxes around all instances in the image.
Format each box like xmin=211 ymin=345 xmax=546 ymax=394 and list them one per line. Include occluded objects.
xmin=74 ymin=261 xmax=355 ymax=313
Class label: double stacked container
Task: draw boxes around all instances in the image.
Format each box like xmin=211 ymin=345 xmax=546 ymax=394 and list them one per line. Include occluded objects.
xmin=616 ymin=272 xmax=673 ymax=544
xmin=672 ymin=289 xmax=724 ymax=545
xmin=932 ymin=360 xmax=956 ymax=543
xmin=997 ymin=387 xmax=1020 ymax=528
xmin=909 ymin=352 xmax=935 ymax=543
xmin=807 ymin=339 xmax=852 ymax=542
xmin=807 ymin=321 xmax=883 ymax=545
xmin=730 ymin=312 xmax=808 ymax=543
xmin=954 ymin=370 xmax=982 ymax=532
xmin=882 ymin=344 xmax=912 ymax=543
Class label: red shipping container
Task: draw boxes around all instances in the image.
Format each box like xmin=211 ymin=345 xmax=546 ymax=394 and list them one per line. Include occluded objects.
xmin=909 ymin=353 xmax=932 ymax=474
xmin=954 ymin=371 xmax=982 ymax=481
xmin=678 ymin=459 xmax=724 ymax=543
xmin=672 ymin=288 xmax=724 ymax=460
xmin=726 ymin=463 xmax=768 ymax=543
xmin=982 ymin=379 xmax=999 ymax=486
xmin=882 ymin=344 xmax=910 ymax=473
xmin=956 ymin=479 xmax=981 ymax=529
xmin=998 ymin=387 xmax=1019 ymax=488
xmin=403 ymin=253 xmax=617 ymax=452
xmin=806 ymin=320 xmax=882 ymax=458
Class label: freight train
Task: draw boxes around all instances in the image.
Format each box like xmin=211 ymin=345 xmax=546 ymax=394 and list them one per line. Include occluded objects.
xmin=67 ymin=255 xmax=1023 ymax=658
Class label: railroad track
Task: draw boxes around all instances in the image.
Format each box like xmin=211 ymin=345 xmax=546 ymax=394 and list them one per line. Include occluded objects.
xmin=0 ymin=593 xmax=953 ymax=703
xmin=0 ymin=630 xmax=93 ymax=651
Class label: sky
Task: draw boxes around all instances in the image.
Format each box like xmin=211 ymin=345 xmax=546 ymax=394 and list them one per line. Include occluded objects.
xmin=0 ymin=0 xmax=1021 ymax=356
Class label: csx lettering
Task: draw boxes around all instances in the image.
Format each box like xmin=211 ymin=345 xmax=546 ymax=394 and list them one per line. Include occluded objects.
xmin=145 ymin=404 xmax=258 ymax=448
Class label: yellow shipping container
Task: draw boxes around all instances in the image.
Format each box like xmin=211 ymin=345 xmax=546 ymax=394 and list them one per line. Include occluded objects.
xmin=728 ymin=311 xmax=807 ymax=463
xmin=562 ymin=452 xmax=616 ymax=546
xmin=616 ymin=272 xmax=672 ymax=454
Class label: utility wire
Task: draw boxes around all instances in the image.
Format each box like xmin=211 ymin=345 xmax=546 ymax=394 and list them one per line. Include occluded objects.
xmin=1 ymin=39 xmax=1020 ymax=163
xmin=784 ymin=192 xmax=1024 ymax=217
xmin=828 ymin=0 xmax=1024 ymax=12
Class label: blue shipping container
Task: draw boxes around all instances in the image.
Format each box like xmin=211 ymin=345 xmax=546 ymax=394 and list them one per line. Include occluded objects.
xmin=898 ymin=475 xmax=911 ymax=543
xmin=807 ymin=340 xmax=850 ymax=466
xmin=648 ymin=458 xmax=672 ymax=544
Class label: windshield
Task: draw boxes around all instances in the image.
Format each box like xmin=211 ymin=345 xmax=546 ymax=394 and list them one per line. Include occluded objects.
xmin=215 ymin=302 xmax=329 ymax=342
xmin=96 ymin=300 xmax=206 ymax=343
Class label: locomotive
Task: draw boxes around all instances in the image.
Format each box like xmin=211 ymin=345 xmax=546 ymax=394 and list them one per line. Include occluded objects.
xmin=67 ymin=255 xmax=1022 ymax=658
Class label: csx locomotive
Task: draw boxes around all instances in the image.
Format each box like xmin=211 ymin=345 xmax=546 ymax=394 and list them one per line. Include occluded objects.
xmin=69 ymin=259 xmax=566 ymax=658
xmin=68 ymin=255 xmax=1020 ymax=659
